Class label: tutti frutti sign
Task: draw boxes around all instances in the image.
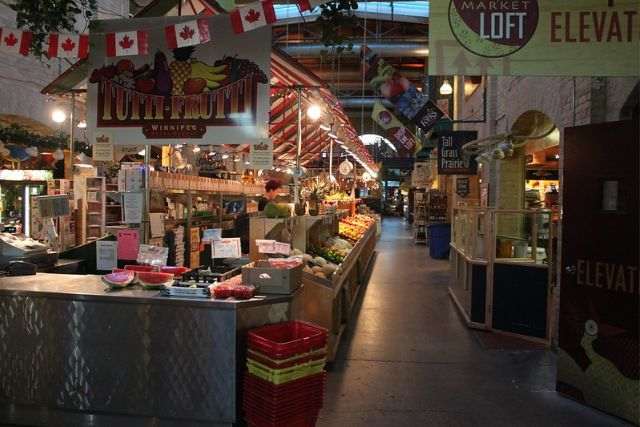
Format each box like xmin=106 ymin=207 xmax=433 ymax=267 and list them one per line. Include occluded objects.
xmin=429 ymin=0 xmax=640 ymax=76
xmin=437 ymin=131 xmax=478 ymax=175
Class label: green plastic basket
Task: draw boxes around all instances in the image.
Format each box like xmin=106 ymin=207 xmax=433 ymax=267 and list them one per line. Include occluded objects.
xmin=246 ymin=358 xmax=326 ymax=385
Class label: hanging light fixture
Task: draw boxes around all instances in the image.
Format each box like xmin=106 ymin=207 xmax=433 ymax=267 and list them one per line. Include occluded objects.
xmin=439 ymin=79 xmax=453 ymax=95
xmin=319 ymin=124 xmax=331 ymax=131
xmin=76 ymin=120 xmax=87 ymax=129
xmin=306 ymin=104 xmax=322 ymax=121
xmin=51 ymin=109 xmax=67 ymax=123
xmin=193 ymin=146 xmax=201 ymax=153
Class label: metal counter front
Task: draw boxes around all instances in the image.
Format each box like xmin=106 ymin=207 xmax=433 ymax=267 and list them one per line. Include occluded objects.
xmin=0 ymin=274 xmax=292 ymax=426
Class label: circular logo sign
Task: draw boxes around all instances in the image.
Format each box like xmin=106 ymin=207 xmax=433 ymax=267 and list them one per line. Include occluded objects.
xmin=339 ymin=160 xmax=354 ymax=176
xmin=449 ymin=0 xmax=539 ymax=58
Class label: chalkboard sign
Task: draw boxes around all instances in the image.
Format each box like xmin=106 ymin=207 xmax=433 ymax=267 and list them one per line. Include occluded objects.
xmin=437 ymin=131 xmax=478 ymax=175
xmin=456 ymin=177 xmax=470 ymax=197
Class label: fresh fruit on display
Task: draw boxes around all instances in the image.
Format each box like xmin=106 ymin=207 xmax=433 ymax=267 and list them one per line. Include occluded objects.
xmin=102 ymin=270 xmax=135 ymax=288
xmin=124 ymin=265 xmax=154 ymax=272
xmin=160 ymin=266 xmax=191 ymax=278
xmin=137 ymin=271 xmax=174 ymax=289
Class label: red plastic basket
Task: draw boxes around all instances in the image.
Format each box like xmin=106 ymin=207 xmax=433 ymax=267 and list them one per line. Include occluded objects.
xmin=246 ymin=412 xmax=318 ymax=427
xmin=243 ymin=398 xmax=322 ymax=421
xmin=247 ymin=347 xmax=327 ymax=370
xmin=244 ymin=372 xmax=325 ymax=396
xmin=248 ymin=321 xmax=328 ymax=360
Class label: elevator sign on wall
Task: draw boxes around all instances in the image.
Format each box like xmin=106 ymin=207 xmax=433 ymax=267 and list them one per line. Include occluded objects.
xmin=429 ymin=0 xmax=639 ymax=76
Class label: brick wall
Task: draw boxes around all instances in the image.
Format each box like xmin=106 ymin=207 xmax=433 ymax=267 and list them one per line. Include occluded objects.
xmin=0 ymin=1 xmax=128 ymax=128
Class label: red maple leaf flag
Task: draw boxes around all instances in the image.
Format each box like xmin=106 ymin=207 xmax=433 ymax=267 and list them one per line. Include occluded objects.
xmin=0 ymin=27 xmax=32 ymax=56
xmin=165 ymin=18 xmax=210 ymax=49
xmin=105 ymin=30 xmax=149 ymax=57
xmin=47 ymin=33 xmax=89 ymax=59
xmin=230 ymin=0 xmax=276 ymax=34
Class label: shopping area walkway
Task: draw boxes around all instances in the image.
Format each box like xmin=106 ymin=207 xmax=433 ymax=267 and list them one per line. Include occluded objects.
xmin=318 ymin=218 xmax=629 ymax=427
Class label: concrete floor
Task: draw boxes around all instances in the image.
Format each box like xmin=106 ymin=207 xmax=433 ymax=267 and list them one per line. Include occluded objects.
xmin=318 ymin=218 xmax=629 ymax=427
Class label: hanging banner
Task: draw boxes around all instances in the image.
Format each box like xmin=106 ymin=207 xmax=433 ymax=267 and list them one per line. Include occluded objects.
xmin=429 ymin=0 xmax=640 ymax=76
xmin=362 ymin=47 xmax=445 ymax=133
xmin=437 ymin=131 xmax=478 ymax=175
xmin=371 ymin=101 xmax=420 ymax=155
xmin=88 ymin=14 xmax=270 ymax=145
xmin=249 ymin=139 xmax=274 ymax=169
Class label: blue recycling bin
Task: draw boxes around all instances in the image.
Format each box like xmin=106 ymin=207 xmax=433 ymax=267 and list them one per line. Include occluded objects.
xmin=428 ymin=223 xmax=451 ymax=259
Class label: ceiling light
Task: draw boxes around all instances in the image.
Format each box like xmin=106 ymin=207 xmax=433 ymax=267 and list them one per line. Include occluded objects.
xmin=76 ymin=120 xmax=87 ymax=129
xmin=222 ymin=153 xmax=229 ymax=159
xmin=137 ymin=149 xmax=145 ymax=156
xmin=554 ymin=154 xmax=560 ymax=160
xmin=51 ymin=109 xmax=67 ymax=123
xmin=193 ymin=146 xmax=201 ymax=153
xmin=175 ymin=144 xmax=183 ymax=149
xmin=327 ymin=133 xmax=337 ymax=139
xmin=319 ymin=124 xmax=331 ymax=131
xmin=234 ymin=157 xmax=240 ymax=162
xmin=307 ymin=105 xmax=322 ymax=121
xmin=439 ymin=79 xmax=453 ymax=95
xmin=245 ymin=161 xmax=251 ymax=165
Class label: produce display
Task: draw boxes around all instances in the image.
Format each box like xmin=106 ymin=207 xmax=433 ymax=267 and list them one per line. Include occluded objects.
xmin=102 ymin=270 xmax=136 ymax=289
xmin=324 ymin=192 xmax=353 ymax=202
xmin=137 ymin=271 xmax=175 ymax=289
xmin=339 ymin=215 xmax=375 ymax=242
xmin=264 ymin=202 xmax=292 ymax=219
xmin=210 ymin=275 xmax=256 ymax=300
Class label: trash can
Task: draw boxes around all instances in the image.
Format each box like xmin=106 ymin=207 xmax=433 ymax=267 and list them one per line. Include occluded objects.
xmin=428 ymin=223 xmax=451 ymax=259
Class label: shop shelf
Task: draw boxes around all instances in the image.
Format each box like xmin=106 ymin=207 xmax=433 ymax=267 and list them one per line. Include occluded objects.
xmin=246 ymin=358 xmax=325 ymax=385
xmin=248 ymin=321 xmax=328 ymax=360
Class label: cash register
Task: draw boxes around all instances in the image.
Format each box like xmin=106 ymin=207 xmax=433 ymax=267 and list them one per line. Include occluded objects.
xmin=0 ymin=233 xmax=58 ymax=273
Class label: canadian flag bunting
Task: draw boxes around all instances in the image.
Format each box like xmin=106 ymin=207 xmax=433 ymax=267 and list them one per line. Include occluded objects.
xmin=105 ymin=30 xmax=149 ymax=57
xmin=230 ymin=0 xmax=276 ymax=34
xmin=295 ymin=0 xmax=328 ymax=12
xmin=0 ymin=27 xmax=32 ymax=56
xmin=165 ymin=18 xmax=211 ymax=49
xmin=48 ymin=33 xmax=89 ymax=59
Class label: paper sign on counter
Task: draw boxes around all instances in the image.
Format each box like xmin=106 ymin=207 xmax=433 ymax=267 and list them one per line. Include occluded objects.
xmin=117 ymin=229 xmax=140 ymax=260
xmin=256 ymin=239 xmax=276 ymax=253
xmin=274 ymin=242 xmax=291 ymax=255
xmin=137 ymin=244 xmax=169 ymax=266
xmin=212 ymin=238 xmax=241 ymax=259
xmin=96 ymin=240 xmax=117 ymax=270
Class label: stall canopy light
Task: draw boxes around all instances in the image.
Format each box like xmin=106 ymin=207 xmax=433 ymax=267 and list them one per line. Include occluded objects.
xmin=307 ymin=105 xmax=322 ymax=121
xmin=76 ymin=120 xmax=87 ymax=129
xmin=51 ymin=109 xmax=67 ymax=123
xmin=193 ymin=146 xmax=201 ymax=153
xmin=327 ymin=133 xmax=338 ymax=139
xmin=319 ymin=124 xmax=331 ymax=131
xmin=439 ymin=79 xmax=453 ymax=95
xmin=222 ymin=154 xmax=229 ymax=159
xmin=137 ymin=149 xmax=145 ymax=156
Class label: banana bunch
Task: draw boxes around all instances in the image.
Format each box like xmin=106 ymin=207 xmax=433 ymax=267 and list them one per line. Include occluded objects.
xmin=190 ymin=61 xmax=228 ymax=89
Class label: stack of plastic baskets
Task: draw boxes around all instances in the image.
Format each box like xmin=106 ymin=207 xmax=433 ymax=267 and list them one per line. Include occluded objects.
xmin=244 ymin=321 xmax=328 ymax=427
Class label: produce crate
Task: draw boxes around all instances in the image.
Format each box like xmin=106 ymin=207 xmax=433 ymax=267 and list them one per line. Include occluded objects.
xmin=248 ymin=321 xmax=328 ymax=360
xmin=242 ymin=261 xmax=303 ymax=295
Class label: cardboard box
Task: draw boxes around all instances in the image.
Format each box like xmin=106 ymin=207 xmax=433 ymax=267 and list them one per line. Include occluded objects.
xmin=242 ymin=261 xmax=303 ymax=294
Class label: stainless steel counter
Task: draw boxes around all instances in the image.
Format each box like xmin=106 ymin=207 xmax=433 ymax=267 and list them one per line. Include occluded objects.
xmin=0 ymin=273 xmax=293 ymax=426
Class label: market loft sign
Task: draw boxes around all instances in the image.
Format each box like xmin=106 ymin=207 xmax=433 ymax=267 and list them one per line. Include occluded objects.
xmin=437 ymin=131 xmax=478 ymax=175
xmin=88 ymin=14 xmax=270 ymax=144
xmin=430 ymin=0 xmax=639 ymax=76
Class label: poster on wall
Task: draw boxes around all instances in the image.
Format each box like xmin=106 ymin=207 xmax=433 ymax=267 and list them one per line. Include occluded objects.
xmin=437 ymin=130 xmax=478 ymax=175
xmin=429 ymin=0 xmax=639 ymax=76
xmin=87 ymin=14 xmax=271 ymax=145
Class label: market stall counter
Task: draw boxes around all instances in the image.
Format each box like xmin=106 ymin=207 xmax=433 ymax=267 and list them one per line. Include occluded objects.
xmin=0 ymin=273 xmax=294 ymax=426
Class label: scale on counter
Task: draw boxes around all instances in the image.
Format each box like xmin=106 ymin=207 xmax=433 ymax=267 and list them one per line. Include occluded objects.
xmin=161 ymin=263 xmax=242 ymax=298
xmin=0 ymin=233 xmax=58 ymax=271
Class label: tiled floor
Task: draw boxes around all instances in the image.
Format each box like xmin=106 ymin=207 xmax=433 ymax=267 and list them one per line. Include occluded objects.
xmin=318 ymin=218 xmax=630 ymax=427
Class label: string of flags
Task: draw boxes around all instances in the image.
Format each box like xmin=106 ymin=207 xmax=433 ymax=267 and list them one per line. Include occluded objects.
xmin=0 ymin=0 xmax=310 ymax=59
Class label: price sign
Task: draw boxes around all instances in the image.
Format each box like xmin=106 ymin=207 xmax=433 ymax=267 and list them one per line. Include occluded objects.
xmin=137 ymin=244 xmax=169 ymax=266
xmin=256 ymin=239 xmax=276 ymax=253
xmin=96 ymin=240 xmax=117 ymax=271
xmin=202 ymin=228 xmax=222 ymax=242
xmin=212 ymin=238 xmax=241 ymax=259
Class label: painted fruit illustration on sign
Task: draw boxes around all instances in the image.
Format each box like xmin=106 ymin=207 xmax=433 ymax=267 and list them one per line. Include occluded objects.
xmin=448 ymin=0 xmax=539 ymax=58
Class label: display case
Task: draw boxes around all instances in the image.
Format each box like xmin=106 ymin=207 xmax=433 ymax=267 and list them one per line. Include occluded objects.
xmin=450 ymin=207 xmax=555 ymax=341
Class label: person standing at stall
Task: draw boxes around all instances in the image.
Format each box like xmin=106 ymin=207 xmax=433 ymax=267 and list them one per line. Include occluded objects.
xmin=258 ymin=179 xmax=282 ymax=211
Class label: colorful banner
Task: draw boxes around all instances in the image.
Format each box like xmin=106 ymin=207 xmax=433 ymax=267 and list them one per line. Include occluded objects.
xmin=437 ymin=131 xmax=478 ymax=175
xmin=371 ymin=101 xmax=420 ymax=155
xmin=429 ymin=0 xmax=640 ymax=76
xmin=87 ymin=14 xmax=270 ymax=145
xmin=362 ymin=47 xmax=445 ymax=133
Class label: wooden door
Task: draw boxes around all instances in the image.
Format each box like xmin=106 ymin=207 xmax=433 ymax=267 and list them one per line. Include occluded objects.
xmin=557 ymin=119 xmax=639 ymax=424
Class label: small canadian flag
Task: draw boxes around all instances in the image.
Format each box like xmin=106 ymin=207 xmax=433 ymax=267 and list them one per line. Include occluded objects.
xmin=165 ymin=18 xmax=211 ymax=49
xmin=48 ymin=33 xmax=89 ymax=59
xmin=105 ymin=30 xmax=149 ymax=57
xmin=230 ymin=0 xmax=276 ymax=34
xmin=0 ymin=27 xmax=32 ymax=56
